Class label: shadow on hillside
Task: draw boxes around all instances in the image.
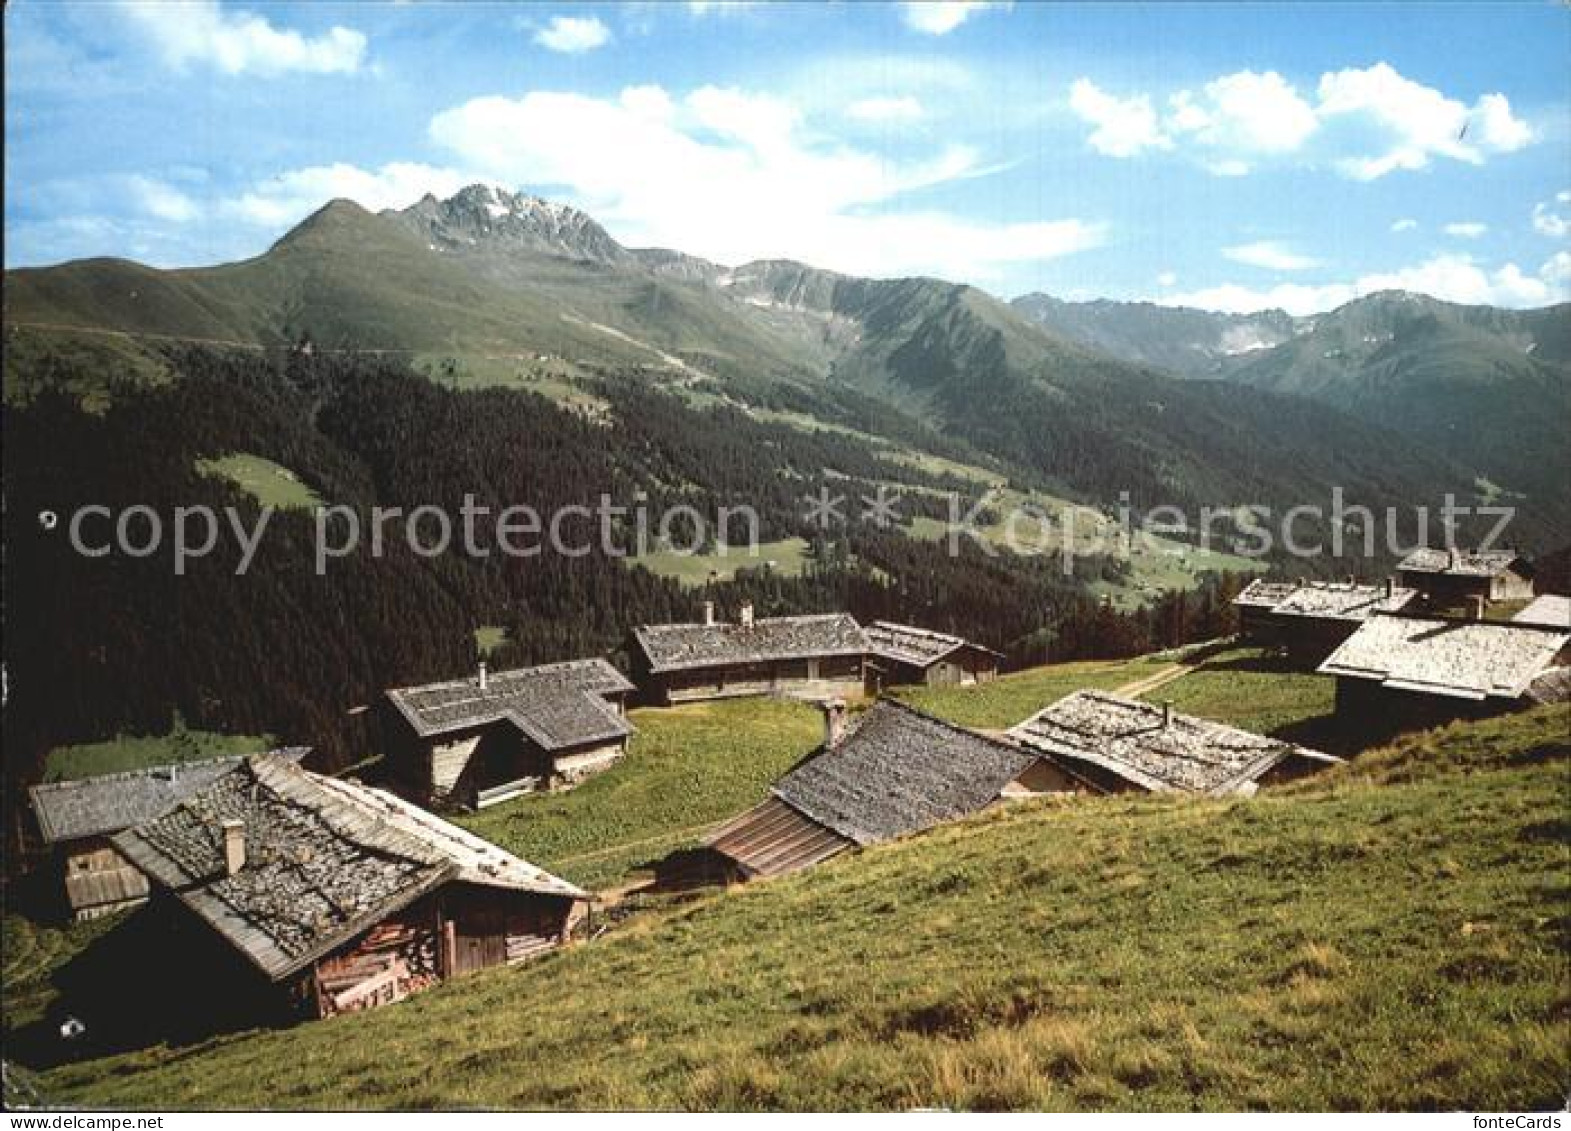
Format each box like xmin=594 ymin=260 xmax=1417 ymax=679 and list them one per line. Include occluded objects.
xmin=7 ymin=908 xmax=289 ymax=1072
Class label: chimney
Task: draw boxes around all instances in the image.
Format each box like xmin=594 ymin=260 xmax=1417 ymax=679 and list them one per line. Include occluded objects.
xmin=478 ymin=660 xmax=488 ymax=691
xmin=1469 ymin=595 xmax=1486 ymax=621
xmin=1346 ymin=574 xmax=1356 ymax=587
xmin=820 ymin=698 xmax=848 ymax=750
xmin=1449 ymin=546 xmax=1461 ymax=571
xmin=1161 ymin=700 xmax=1174 ymax=728
xmin=702 ymin=600 xmax=715 ymax=627
xmin=221 ymin=819 xmax=246 ymax=877
xmin=739 ymin=601 xmax=754 ymax=629
xmin=1383 ymin=576 xmax=1395 ymax=600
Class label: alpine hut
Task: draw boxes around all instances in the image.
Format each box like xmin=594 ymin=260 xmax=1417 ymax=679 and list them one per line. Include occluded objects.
xmin=862 ymin=621 xmax=1002 ymax=692
xmin=384 ymin=658 xmax=635 ymax=810
xmin=111 ymin=751 xmax=588 ymax=1023
xmin=630 ymin=603 xmax=867 ymax=705
xmin=27 ymin=750 xmax=307 ymax=921
xmin=1008 ymin=691 xmax=1339 ymax=796
xmin=1396 ymin=548 xmax=1535 ymax=609
xmin=1318 ymin=612 xmax=1571 ymax=726
xmin=701 ymin=698 xmax=1037 ymax=882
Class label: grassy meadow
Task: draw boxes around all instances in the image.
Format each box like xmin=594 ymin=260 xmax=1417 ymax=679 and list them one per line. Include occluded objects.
xmin=194 ymin=453 xmax=323 ymax=510
xmin=456 ymin=697 xmax=821 ymax=889
xmin=42 ymin=724 xmax=275 ymax=783
xmin=33 ymin=704 xmax=1571 ymax=1110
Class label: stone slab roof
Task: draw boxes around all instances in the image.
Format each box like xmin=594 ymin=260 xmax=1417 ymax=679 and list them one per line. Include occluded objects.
xmin=1268 ymin=581 xmax=1419 ymax=621
xmin=386 ymin=658 xmax=633 ymax=750
xmin=1318 ymin=614 xmax=1570 ymax=701
xmin=772 ymin=699 xmax=1036 ymax=847
xmin=633 ymin=613 xmax=867 ymax=674
xmin=1513 ymin=594 xmax=1571 ymax=629
xmin=1397 ymin=548 xmax=1527 ymax=579
xmin=1232 ymin=580 xmax=1298 ymax=610
xmin=112 ymin=753 xmax=585 ymax=981
xmin=29 ymin=749 xmax=308 ymax=845
xmin=1008 ymin=690 xmax=1334 ymax=795
xmin=864 ymin=621 xmax=1002 ymax=668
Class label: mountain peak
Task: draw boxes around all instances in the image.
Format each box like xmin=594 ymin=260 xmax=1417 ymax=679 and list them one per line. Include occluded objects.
xmin=387 ymin=184 xmax=628 ymax=264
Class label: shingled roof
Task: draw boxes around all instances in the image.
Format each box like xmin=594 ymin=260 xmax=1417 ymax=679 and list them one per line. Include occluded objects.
xmin=29 ymin=749 xmax=308 ymax=844
xmin=1268 ymin=581 xmax=1418 ymax=621
xmin=1232 ymin=579 xmax=1298 ymax=610
xmin=864 ymin=621 xmax=1002 ymax=668
xmin=1318 ymin=614 xmax=1570 ymax=701
xmin=1513 ymin=594 xmax=1571 ymax=630
xmin=771 ymin=699 xmax=1037 ymax=847
xmin=112 ymin=753 xmax=585 ymax=981
xmin=632 ymin=613 xmax=867 ymax=674
xmin=1397 ymin=548 xmax=1527 ymax=579
xmin=1009 ymin=691 xmax=1334 ymax=795
xmin=386 ymin=658 xmax=633 ymax=750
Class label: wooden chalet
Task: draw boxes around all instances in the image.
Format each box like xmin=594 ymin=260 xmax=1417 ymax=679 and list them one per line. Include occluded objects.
xmin=1318 ymin=612 xmax=1571 ymax=726
xmin=862 ymin=621 xmax=1002 ymax=692
xmin=111 ymin=752 xmax=588 ymax=1022
xmin=1008 ymin=691 xmax=1339 ymax=796
xmin=630 ymin=603 xmax=867 ymax=705
xmin=1396 ymin=548 xmax=1535 ymax=608
xmin=1231 ymin=578 xmax=1419 ymax=663
xmin=385 ymin=658 xmax=634 ymax=810
xmin=27 ymin=750 xmax=306 ymax=921
xmin=701 ymin=698 xmax=1037 ymax=881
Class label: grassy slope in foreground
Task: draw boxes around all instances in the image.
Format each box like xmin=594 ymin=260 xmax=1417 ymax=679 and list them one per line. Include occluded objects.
xmin=41 ymin=704 xmax=1569 ymax=1110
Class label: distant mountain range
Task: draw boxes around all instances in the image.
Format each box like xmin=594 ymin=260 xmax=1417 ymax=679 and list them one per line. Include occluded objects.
xmin=1014 ymin=290 xmax=1571 ymax=504
xmin=6 ymin=184 xmax=1567 ymax=544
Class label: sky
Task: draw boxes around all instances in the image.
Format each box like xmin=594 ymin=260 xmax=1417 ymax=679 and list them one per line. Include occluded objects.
xmin=7 ymin=0 xmax=1569 ymax=315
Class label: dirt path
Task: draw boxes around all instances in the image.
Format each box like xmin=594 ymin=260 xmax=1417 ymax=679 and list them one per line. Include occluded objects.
xmin=1113 ymin=662 xmax=1196 ymax=699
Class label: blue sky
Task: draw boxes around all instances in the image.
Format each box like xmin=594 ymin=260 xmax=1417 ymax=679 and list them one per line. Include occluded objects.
xmin=7 ymin=0 xmax=1569 ymax=313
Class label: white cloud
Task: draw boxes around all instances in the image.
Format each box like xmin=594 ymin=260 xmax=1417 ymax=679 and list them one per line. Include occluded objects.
xmin=1156 ymin=271 xmax=1177 ymax=288
xmin=1317 ymin=62 xmax=1532 ymax=180
xmin=1542 ymin=250 xmax=1571 ymax=287
xmin=121 ymin=0 xmax=366 ymax=76
xmin=1532 ymin=191 xmax=1571 ymax=238
xmin=900 ymin=2 xmax=1008 ymax=36
xmin=1390 ymin=218 xmax=1418 ymax=233
xmin=1164 ymin=253 xmax=1569 ymax=316
xmin=223 ymin=162 xmax=475 ymax=226
xmin=847 ymin=96 xmax=925 ymax=123
xmin=1068 ymin=79 xmax=1170 ymax=158
xmin=427 ymin=84 xmax=1102 ymax=280
xmin=128 ymin=176 xmax=200 ymax=223
xmin=1221 ymin=241 xmax=1317 ymax=272
xmin=533 ymin=15 xmax=610 ymax=54
xmin=1167 ymin=70 xmax=1317 ymax=160
xmin=1068 ymin=61 xmax=1534 ymax=180
xmin=1443 ymin=222 xmax=1488 ymax=239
